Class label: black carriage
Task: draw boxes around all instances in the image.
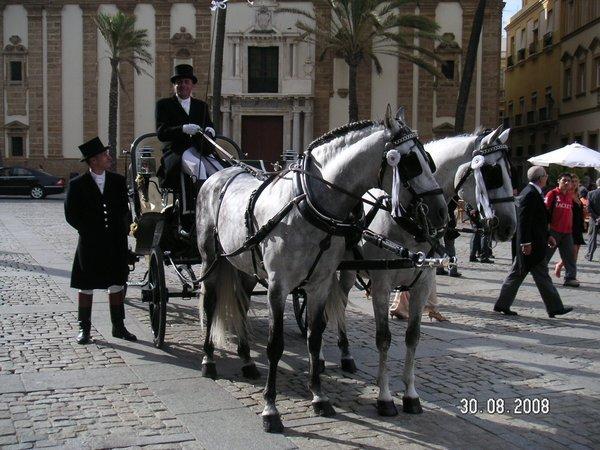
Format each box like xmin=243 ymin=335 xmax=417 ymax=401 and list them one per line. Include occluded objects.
xmin=125 ymin=132 xmax=245 ymax=348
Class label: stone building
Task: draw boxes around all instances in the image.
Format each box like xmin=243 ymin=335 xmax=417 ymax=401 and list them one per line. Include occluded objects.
xmin=1 ymin=0 xmax=502 ymax=179
xmin=504 ymin=0 xmax=600 ymax=182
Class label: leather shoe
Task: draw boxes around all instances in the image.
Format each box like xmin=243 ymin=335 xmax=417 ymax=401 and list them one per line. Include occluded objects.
xmin=469 ymin=256 xmax=478 ymax=262
xmin=436 ymin=267 xmax=448 ymax=276
xmin=76 ymin=327 xmax=91 ymax=345
xmin=548 ymin=307 xmax=573 ymax=318
xmin=449 ymin=270 xmax=462 ymax=278
xmin=479 ymin=257 xmax=494 ymax=264
xmin=112 ymin=325 xmax=137 ymax=342
xmin=563 ymin=279 xmax=580 ymax=287
xmin=493 ymin=306 xmax=518 ymax=316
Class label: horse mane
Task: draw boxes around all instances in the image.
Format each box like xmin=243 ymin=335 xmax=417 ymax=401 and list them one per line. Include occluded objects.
xmin=306 ymin=120 xmax=376 ymax=152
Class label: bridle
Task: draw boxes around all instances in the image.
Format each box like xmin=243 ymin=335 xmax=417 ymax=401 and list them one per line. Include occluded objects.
xmin=454 ymin=135 xmax=515 ymax=231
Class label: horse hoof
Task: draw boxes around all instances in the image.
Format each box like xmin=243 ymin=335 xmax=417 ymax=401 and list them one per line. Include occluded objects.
xmin=377 ymin=400 xmax=398 ymax=416
xmin=312 ymin=401 xmax=336 ymax=417
xmin=242 ymin=363 xmax=260 ymax=379
xmin=262 ymin=414 xmax=284 ymax=433
xmin=402 ymin=396 xmax=423 ymax=414
xmin=201 ymin=362 xmax=217 ymax=379
xmin=341 ymin=358 xmax=357 ymax=373
xmin=318 ymin=359 xmax=326 ymax=374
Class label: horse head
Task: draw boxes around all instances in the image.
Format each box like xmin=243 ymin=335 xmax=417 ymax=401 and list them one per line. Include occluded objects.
xmin=381 ymin=106 xmax=448 ymax=239
xmin=455 ymin=126 xmax=516 ymax=242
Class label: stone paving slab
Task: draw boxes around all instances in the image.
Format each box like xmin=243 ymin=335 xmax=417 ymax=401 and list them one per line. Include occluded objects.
xmin=1 ymin=199 xmax=599 ymax=449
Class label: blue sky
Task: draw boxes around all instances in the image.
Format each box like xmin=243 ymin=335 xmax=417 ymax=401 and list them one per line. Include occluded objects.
xmin=502 ymin=0 xmax=523 ymax=33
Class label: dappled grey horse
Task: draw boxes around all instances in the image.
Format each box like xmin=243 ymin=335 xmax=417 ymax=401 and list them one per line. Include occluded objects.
xmin=195 ymin=107 xmax=447 ymax=432
xmin=336 ymin=126 xmax=516 ymax=416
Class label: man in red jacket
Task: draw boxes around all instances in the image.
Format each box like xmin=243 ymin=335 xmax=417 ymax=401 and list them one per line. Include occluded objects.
xmin=545 ymin=173 xmax=579 ymax=287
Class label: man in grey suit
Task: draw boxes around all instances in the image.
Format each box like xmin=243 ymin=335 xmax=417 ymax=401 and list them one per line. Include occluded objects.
xmin=585 ymin=178 xmax=600 ymax=261
xmin=494 ymin=166 xmax=573 ymax=318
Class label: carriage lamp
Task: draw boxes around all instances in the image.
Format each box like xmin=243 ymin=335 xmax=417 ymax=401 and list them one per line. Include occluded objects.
xmin=137 ymin=147 xmax=157 ymax=176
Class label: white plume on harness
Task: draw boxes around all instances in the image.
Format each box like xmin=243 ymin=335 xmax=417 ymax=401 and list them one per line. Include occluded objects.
xmin=386 ymin=149 xmax=403 ymax=218
xmin=471 ymin=154 xmax=494 ymax=219
xmin=210 ymin=0 xmax=253 ymax=11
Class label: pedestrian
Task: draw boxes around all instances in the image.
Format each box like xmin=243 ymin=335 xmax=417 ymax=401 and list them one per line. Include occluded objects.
xmin=389 ymin=289 xmax=449 ymax=322
xmin=436 ymin=196 xmax=461 ymax=277
xmin=466 ymin=204 xmax=493 ymax=263
xmin=545 ymin=172 xmax=579 ymax=287
xmin=585 ymin=177 xmax=600 ymax=261
xmin=65 ymin=137 xmax=137 ymax=344
xmin=554 ymin=173 xmax=585 ymax=278
xmin=494 ymin=166 xmax=572 ymax=317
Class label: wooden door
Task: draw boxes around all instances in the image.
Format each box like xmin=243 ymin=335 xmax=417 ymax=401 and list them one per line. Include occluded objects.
xmin=241 ymin=115 xmax=283 ymax=164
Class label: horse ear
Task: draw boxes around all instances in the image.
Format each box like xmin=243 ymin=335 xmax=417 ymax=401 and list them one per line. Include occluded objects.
xmin=384 ymin=104 xmax=394 ymax=129
xmin=481 ymin=125 xmax=502 ymax=146
xmin=499 ymin=128 xmax=510 ymax=144
xmin=395 ymin=106 xmax=406 ymax=122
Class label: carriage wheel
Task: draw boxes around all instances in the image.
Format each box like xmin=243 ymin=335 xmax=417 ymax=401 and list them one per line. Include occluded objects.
xmin=148 ymin=248 xmax=168 ymax=348
xmin=292 ymin=289 xmax=308 ymax=338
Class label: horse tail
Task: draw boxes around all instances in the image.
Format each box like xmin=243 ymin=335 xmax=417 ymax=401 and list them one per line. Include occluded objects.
xmin=325 ymin=275 xmax=347 ymax=331
xmin=201 ymin=259 xmax=250 ymax=347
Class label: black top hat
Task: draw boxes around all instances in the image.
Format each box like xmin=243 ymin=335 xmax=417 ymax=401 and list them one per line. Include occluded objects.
xmin=170 ymin=64 xmax=198 ymax=84
xmin=78 ymin=136 xmax=109 ymax=162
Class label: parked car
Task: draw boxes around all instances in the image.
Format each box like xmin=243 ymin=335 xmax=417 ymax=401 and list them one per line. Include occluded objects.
xmin=0 ymin=166 xmax=65 ymax=199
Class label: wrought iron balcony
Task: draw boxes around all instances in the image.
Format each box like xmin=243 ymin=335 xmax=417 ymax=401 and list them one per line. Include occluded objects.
xmin=517 ymin=48 xmax=526 ymax=61
xmin=543 ymin=32 xmax=553 ymax=48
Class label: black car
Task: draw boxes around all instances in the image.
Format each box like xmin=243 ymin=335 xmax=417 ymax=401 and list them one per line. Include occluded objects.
xmin=0 ymin=166 xmax=65 ymax=199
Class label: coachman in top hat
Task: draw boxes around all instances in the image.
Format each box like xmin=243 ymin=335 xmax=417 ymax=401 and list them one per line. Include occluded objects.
xmin=65 ymin=137 xmax=137 ymax=344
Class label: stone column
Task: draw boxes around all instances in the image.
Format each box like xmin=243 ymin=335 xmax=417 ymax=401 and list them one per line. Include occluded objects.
xmin=292 ymin=101 xmax=301 ymax=153
xmin=232 ymin=104 xmax=242 ymax=147
xmin=46 ymin=5 xmax=62 ymax=158
xmin=303 ymin=100 xmax=313 ymax=151
xmin=26 ymin=4 xmax=44 ymax=158
xmin=154 ymin=3 xmax=171 ymax=100
xmin=118 ymin=3 xmax=136 ymax=168
xmin=221 ymin=98 xmax=231 ymax=137
xmin=81 ymin=3 xmax=98 ymax=141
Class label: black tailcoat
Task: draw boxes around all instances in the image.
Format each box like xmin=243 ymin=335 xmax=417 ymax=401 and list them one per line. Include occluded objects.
xmin=65 ymin=171 xmax=130 ymax=289
xmin=515 ymin=183 xmax=549 ymax=273
xmin=155 ymin=95 xmax=218 ymax=188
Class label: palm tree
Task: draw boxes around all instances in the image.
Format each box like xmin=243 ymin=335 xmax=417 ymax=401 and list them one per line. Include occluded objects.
xmin=212 ymin=6 xmax=227 ymax=132
xmin=96 ymin=11 xmax=152 ymax=170
xmin=454 ymin=0 xmax=486 ymax=134
xmin=280 ymin=0 xmax=442 ymax=122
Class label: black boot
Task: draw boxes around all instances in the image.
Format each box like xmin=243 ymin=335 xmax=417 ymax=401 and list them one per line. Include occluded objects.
xmin=77 ymin=305 xmax=92 ymax=345
xmin=109 ymin=294 xmax=137 ymax=342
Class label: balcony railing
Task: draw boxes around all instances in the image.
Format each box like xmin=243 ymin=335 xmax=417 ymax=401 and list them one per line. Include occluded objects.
xmin=503 ymin=117 xmax=510 ymax=129
xmin=517 ymin=48 xmax=526 ymax=61
xmin=543 ymin=32 xmax=553 ymax=48
xmin=529 ymin=41 xmax=538 ymax=55
xmin=507 ymin=55 xmax=514 ymax=67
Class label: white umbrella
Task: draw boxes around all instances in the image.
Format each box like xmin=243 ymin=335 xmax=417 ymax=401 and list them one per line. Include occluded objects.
xmin=527 ymin=142 xmax=600 ymax=168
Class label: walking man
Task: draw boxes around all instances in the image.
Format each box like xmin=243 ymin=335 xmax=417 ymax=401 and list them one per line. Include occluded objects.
xmin=585 ymin=178 xmax=600 ymax=261
xmin=65 ymin=137 xmax=137 ymax=344
xmin=494 ymin=166 xmax=572 ymax=318
xmin=545 ymin=173 xmax=579 ymax=287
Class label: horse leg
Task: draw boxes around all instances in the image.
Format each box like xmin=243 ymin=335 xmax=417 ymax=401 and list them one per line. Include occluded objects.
xmin=402 ymin=272 xmax=431 ymax=414
xmin=337 ymin=270 xmax=357 ymax=373
xmin=262 ymin=285 xmax=286 ymax=433
xmin=307 ymin=297 xmax=336 ymax=417
xmin=238 ymin=272 xmax=260 ymax=379
xmin=201 ymin=282 xmax=218 ymax=379
xmin=371 ymin=285 xmax=398 ymax=416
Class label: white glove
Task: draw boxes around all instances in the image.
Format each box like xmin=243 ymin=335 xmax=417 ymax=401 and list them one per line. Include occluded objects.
xmin=182 ymin=124 xmax=201 ymax=135
xmin=204 ymin=127 xmax=215 ymax=138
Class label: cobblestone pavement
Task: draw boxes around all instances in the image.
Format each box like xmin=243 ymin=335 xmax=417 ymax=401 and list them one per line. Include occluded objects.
xmin=1 ymin=197 xmax=599 ymax=449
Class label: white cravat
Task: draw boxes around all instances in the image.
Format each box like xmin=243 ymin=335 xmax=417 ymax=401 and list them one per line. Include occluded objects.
xmin=90 ymin=170 xmax=106 ymax=194
xmin=178 ymin=96 xmax=191 ymax=115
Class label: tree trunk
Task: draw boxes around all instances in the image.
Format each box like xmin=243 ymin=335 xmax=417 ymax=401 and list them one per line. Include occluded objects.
xmin=108 ymin=58 xmax=119 ymax=171
xmin=454 ymin=0 xmax=487 ymax=135
xmin=348 ymin=62 xmax=358 ymax=122
xmin=212 ymin=6 xmax=227 ymax=133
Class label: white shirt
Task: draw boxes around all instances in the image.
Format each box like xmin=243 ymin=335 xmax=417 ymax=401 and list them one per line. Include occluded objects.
xmin=90 ymin=170 xmax=106 ymax=194
xmin=177 ymin=95 xmax=191 ymax=115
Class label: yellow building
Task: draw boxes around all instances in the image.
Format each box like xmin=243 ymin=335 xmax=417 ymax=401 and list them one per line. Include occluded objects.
xmin=505 ymin=0 xmax=562 ymax=183
xmin=505 ymin=0 xmax=600 ymax=184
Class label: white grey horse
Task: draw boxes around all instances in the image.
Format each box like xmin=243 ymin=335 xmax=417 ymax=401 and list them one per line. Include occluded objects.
xmin=336 ymin=126 xmax=516 ymax=416
xmin=195 ymin=107 xmax=447 ymax=433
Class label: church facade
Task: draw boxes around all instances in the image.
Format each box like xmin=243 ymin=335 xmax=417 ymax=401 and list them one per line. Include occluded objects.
xmin=0 ymin=0 xmax=502 ymax=178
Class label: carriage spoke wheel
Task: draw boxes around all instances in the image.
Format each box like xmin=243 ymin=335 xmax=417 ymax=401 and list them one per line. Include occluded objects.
xmin=292 ymin=289 xmax=308 ymax=338
xmin=148 ymin=248 xmax=167 ymax=348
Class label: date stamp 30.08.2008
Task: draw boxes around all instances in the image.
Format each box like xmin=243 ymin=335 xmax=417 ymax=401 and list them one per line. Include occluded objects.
xmin=459 ymin=398 xmax=550 ymax=415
